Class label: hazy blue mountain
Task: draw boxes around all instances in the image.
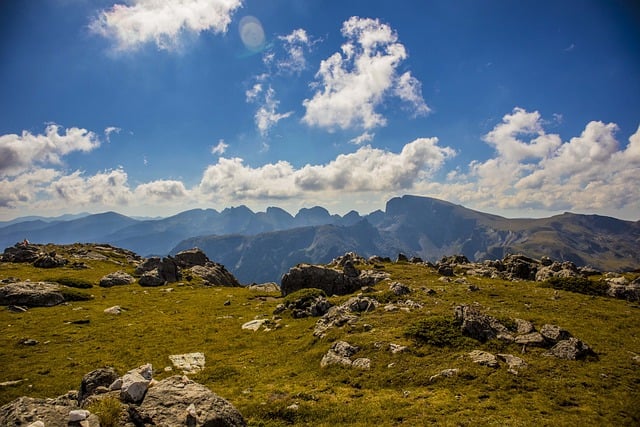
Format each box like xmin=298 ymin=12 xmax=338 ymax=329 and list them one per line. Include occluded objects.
xmin=170 ymin=195 xmax=640 ymax=283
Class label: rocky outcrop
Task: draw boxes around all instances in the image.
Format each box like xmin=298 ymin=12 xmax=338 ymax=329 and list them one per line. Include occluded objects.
xmin=545 ymin=338 xmax=595 ymax=360
xmin=454 ymin=304 xmax=512 ymax=342
xmin=175 ymin=247 xmax=210 ymax=268
xmin=0 ymin=243 xmax=41 ymax=263
xmin=0 ymin=364 xmax=246 ymax=426
xmin=99 ymin=271 xmax=135 ymax=287
xmin=33 ymin=251 xmax=68 ymax=268
xmin=190 ymin=263 xmax=241 ymax=287
xmin=169 ymin=352 xmax=206 ymax=374
xmin=129 ymin=375 xmax=246 ymax=427
xmin=281 ymin=261 xmax=389 ymax=297
xmin=0 ymin=281 xmax=64 ymax=307
xmin=314 ymin=296 xmax=378 ymax=337
xmin=320 ymin=341 xmax=370 ymax=369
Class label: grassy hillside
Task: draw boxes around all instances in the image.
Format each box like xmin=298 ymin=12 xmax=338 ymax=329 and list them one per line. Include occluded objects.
xmin=1 ymin=245 xmax=639 ymax=426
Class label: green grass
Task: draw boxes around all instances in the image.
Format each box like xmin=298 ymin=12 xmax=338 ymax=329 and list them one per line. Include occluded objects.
xmin=1 ymin=246 xmax=640 ymax=425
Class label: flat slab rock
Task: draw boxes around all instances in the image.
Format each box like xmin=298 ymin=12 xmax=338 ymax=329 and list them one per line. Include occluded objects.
xmin=169 ymin=352 xmax=206 ymax=374
xmin=0 ymin=281 xmax=64 ymax=307
xmin=128 ymin=375 xmax=246 ymax=427
xmin=0 ymin=395 xmax=100 ymax=427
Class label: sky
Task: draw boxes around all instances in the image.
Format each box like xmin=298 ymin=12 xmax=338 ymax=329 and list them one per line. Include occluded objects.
xmin=1 ymin=0 xmax=639 ymax=221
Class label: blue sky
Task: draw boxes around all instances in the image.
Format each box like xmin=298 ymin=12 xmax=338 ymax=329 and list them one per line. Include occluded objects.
xmin=1 ymin=0 xmax=639 ymax=220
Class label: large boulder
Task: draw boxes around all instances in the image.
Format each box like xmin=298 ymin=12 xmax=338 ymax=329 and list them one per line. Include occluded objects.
xmin=128 ymin=375 xmax=246 ymax=427
xmin=33 ymin=252 xmax=68 ymax=268
xmin=0 ymin=394 xmax=99 ymax=426
xmin=0 ymin=282 xmax=64 ymax=307
xmin=281 ymin=264 xmax=361 ymax=296
xmin=546 ymin=338 xmax=595 ymax=360
xmin=138 ymin=269 xmax=166 ymax=287
xmin=158 ymin=257 xmax=180 ymax=283
xmin=135 ymin=257 xmax=161 ymax=275
xmin=0 ymin=243 xmax=41 ymax=263
xmin=120 ymin=364 xmax=153 ymax=404
xmin=502 ymin=254 xmax=538 ymax=280
xmin=99 ymin=271 xmax=135 ymax=288
xmin=190 ymin=263 xmax=241 ymax=287
xmin=175 ymin=248 xmax=210 ymax=268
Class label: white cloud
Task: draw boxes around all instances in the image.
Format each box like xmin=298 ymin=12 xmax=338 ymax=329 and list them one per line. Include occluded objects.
xmin=245 ymin=83 xmax=262 ymax=103
xmin=134 ymin=180 xmax=189 ymax=201
xmin=49 ymin=168 xmax=133 ymax=206
xmin=211 ymin=139 xmax=229 ymax=155
xmin=0 ymin=124 xmax=100 ymax=177
xmin=275 ymin=28 xmax=317 ymax=74
xmin=250 ymin=85 xmax=293 ymax=137
xmin=91 ymin=0 xmax=242 ymax=51
xmin=0 ymin=169 xmax=58 ymax=208
xmin=302 ymin=16 xmax=430 ymax=131
xmin=104 ymin=126 xmax=121 ymax=142
xmin=349 ymin=131 xmax=375 ymax=145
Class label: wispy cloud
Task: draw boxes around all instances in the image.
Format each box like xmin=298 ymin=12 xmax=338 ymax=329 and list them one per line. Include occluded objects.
xmin=104 ymin=126 xmax=121 ymax=142
xmin=247 ymin=85 xmax=293 ymax=137
xmin=302 ymin=16 xmax=430 ymax=131
xmin=90 ymin=0 xmax=242 ymax=51
xmin=349 ymin=131 xmax=375 ymax=145
xmin=211 ymin=139 xmax=229 ymax=155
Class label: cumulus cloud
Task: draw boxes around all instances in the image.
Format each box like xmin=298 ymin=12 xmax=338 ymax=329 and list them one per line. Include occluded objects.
xmin=49 ymin=168 xmax=133 ymax=206
xmin=438 ymin=108 xmax=640 ymax=214
xmin=248 ymin=85 xmax=293 ymax=137
xmin=91 ymin=0 xmax=242 ymax=51
xmin=0 ymin=124 xmax=100 ymax=177
xmin=211 ymin=139 xmax=229 ymax=155
xmin=197 ymin=137 xmax=455 ymax=202
xmin=302 ymin=16 xmax=430 ymax=131
xmin=134 ymin=180 xmax=189 ymax=201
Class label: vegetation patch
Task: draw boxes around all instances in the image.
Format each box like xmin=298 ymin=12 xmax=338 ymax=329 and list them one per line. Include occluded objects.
xmin=45 ymin=276 xmax=94 ymax=289
xmin=86 ymin=396 xmax=123 ymax=427
xmin=405 ymin=316 xmax=475 ymax=348
xmin=59 ymin=286 xmax=93 ymax=302
xmin=282 ymin=288 xmax=326 ymax=307
xmin=542 ymin=276 xmax=609 ymax=296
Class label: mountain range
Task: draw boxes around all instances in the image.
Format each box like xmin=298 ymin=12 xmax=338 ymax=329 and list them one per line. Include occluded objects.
xmin=2 ymin=195 xmax=639 ymax=283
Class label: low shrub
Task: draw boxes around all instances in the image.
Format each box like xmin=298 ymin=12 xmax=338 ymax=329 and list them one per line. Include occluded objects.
xmin=543 ymin=276 xmax=608 ymax=296
xmin=86 ymin=396 xmax=123 ymax=427
xmin=405 ymin=316 xmax=475 ymax=348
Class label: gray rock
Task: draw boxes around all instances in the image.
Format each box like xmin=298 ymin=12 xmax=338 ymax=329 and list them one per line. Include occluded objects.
xmin=514 ymin=318 xmax=535 ymax=335
xmin=0 ymin=395 xmax=98 ymax=427
xmin=352 ymin=358 xmax=371 ymax=369
xmin=607 ymin=281 xmax=640 ymax=301
xmin=514 ymin=332 xmax=546 ymax=347
xmin=33 ymin=252 xmax=68 ymax=268
xmin=247 ymin=282 xmax=280 ymax=292
xmin=280 ymin=264 xmax=362 ymax=296
xmin=242 ymin=319 xmax=270 ymax=331
xmin=1 ymin=243 xmax=41 ymax=263
xmin=320 ymin=341 xmax=362 ymax=368
xmin=0 ymin=281 xmax=64 ymax=307
xmin=389 ymin=282 xmax=411 ymax=296
xmin=332 ymin=341 xmax=360 ymax=358
xmin=120 ymin=364 xmax=152 ymax=404
xmin=158 ymin=257 xmax=180 ymax=283
xmin=78 ymin=367 xmax=119 ymax=405
xmin=545 ymin=338 xmax=595 ymax=360
xmin=540 ymin=324 xmax=572 ymax=344
xmin=128 ymin=375 xmax=246 ymax=427
xmin=138 ymin=269 xmax=166 ymax=287
xmin=454 ymin=304 xmax=510 ymax=342
xmin=99 ymin=271 xmax=135 ymax=287
xmin=135 ymin=257 xmax=161 ymax=275
xmin=497 ymin=353 xmax=527 ymax=370
xmin=169 ymin=353 xmax=206 ymax=374
xmin=104 ymin=305 xmax=122 ymax=315
xmin=174 ymin=248 xmax=210 ymax=268
xmin=190 ymin=264 xmax=241 ymax=287
xmin=468 ymin=350 xmax=499 ymax=368
xmin=429 ymin=368 xmax=459 ymax=382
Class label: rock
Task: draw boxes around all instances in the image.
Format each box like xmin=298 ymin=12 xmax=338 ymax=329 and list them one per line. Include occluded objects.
xmin=128 ymin=375 xmax=246 ymax=427
xmin=20 ymin=338 xmax=39 ymax=346
xmin=0 ymin=396 xmax=84 ymax=426
xmin=138 ymin=269 xmax=166 ymax=287
xmin=409 ymin=256 xmax=423 ymax=263
xmin=169 ymin=353 xmax=206 ymax=374
xmin=69 ymin=409 xmax=90 ymax=421
xmin=6 ymin=305 xmax=28 ymax=313
xmin=389 ymin=282 xmax=411 ymax=296
xmin=514 ymin=318 xmax=535 ymax=335
xmin=437 ymin=265 xmax=454 ymax=277
xmin=545 ymin=338 xmax=595 ymax=360
xmin=158 ymin=257 xmax=181 ymax=283
xmin=0 ymin=281 xmax=64 ymax=307
xmin=540 ymin=324 xmax=572 ymax=344
xmin=99 ymin=271 xmax=135 ymax=287
xmin=313 ymin=297 xmax=377 ymax=337
xmin=33 ymin=252 xmax=68 ymax=268
xmin=343 ymin=260 xmax=360 ymax=278
xmin=135 ymin=257 xmax=161 ymax=275
xmin=396 ymin=253 xmax=409 ymax=262
xmin=247 ymin=282 xmax=280 ymax=292
xmin=190 ymin=263 xmax=241 ymax=287
xmin=497 ymin=354 xmax=527 ymax=370
xmin=352 ymin=358 xmax=371 ymax=369
xmin=242 ymin=319 xmax=269 ymax=331
xmin=0 ymin=243 xmax=41 ymax=263
xmin=607 ymin=281 xmax=640 ymax=301
xmin=286 ymin=295 xmax=333 ymax=318
xmin=28 ymin=422 xmax=45 ymax=427
xmin=429 ymin=368 xmax=459 ymax=382
xmin=389 ymin=343 xmax=407 ymax=354
xmin=103 ymin=305 xmax=123 ymax=315
xmin=468 ymin=350 xmax=499 ymax=368
xmin=281 ymin=264 xmax=361 ymax=297
xmin=330 ymin=252 xmax=368 ymax=267
xmin=501 ymin=254 xmax=538 ymax=280
xmin=344 ymin=296 xmax=378 ymax=312
xmin=358 ymin=269 xmax=391 ymax=287
xmin=454 ymin=304 xmax=511 ymax=342
xmin=320 ymin=350 xmax=354 ymax=368
xmin=78 ymin=367 xmax=119 ymax=405
xmin=175 ymin=248 xmax=210 ymax=267
xmin=320 ymin=341 xmax=361 ymax=368
xmin=514 ymin=332 xmax=546 ymax=347
xmin=120 ymin=364 xmax=152 ymax=404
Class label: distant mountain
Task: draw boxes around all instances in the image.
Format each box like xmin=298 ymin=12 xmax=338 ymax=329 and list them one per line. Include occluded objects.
xmin=170 ymin=195 xmax=640 ymax=283
xmin=3 ymin=195 xmax=638 ymax=282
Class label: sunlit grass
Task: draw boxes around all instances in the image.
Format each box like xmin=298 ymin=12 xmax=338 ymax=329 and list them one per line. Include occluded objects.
xmin=1 ymin=248 xmax=639 ymax=425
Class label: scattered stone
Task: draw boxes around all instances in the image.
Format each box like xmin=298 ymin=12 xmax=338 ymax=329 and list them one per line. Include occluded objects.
xmin=429 ymin=368 xmax=459 ymax=382
xmin=224 ymin=299 xmax=231 ymax=306
xmin=352 ymin=358 xmax=371 ymax=369
xmin=99 ymin=271 xmax=135 ymax=287
xmin=103 ymin=305 xmax=122 ymax=315
xmin=0 ymin=379 xmax=25 ymax=387
xmin=497 ymin=354 xmax=527 ymax=370
xmin=247 ymin=282 xmax=280 ymax=292
xmin=33 ymin=252 xmax=68 ymax=268
xmin=19 ymin=338 xmax=39 ymax=346
xmin=607 ymin=281 xmax=640 ymax=301
xmin=320 ymin=341 xmax=364 ymax=368
xmin=454 ymin=304 xmax=511 ymax=342
xmin=545 ymin=338 xmax=595 ymax=360
xmin=242 ymin=319 xmax=270 ymax=332
xmin=0 ymin=395 xmax=99 ymax=427
xmin=514 ymin=332 xmax=546 ymax=347
xmin=389 ymin=343 xmax=407 ymax=354
xmin=389 ymin=281 xmax=411 ymax=296
xmin=468 ymin=350 xmax=499 ymax=368
xmin=0 ymin=281 xmax=64 ymax=307
xmin=128 ymin=375 xmax=246 ymax=427
xmin=138 ymin=269 xmax=166 ymax=287
xmin=78 ymin=367 xmax=120 ymax=405
xmin=69 ymin=409 xmax=90 ymax=422
xmin=120 ymin=364 xmax=152 ymax=404
xmin=540 ymin=324 xmax=572 ymax=344
xmin=169 ymin=352 xmax=206 ymax=374
xmin=514 ymin=318 xmax=535 ymax=335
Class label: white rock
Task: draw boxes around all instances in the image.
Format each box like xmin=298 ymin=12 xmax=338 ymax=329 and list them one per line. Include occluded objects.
xmin=27 ymin=422 xmax=45 ymax=427
xmin=109 ymin=377 xmax=123 ymax=391
xmin=169 ymin=352 xmax=206 ymax=374
xmin=120 ymin=372 xmax=150 ymax=403
xmin=242 ymin=319 xmax=268 ymax=331
xmin=103 ymin=305 xmax=122 ymax=315
xmin=69 ymin=409 xmax=90 ymax=422
xmin=389 ymin=343 xmax=407 ymax=354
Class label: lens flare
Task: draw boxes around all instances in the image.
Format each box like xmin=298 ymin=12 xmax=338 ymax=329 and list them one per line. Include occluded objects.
xmin=238 ymin=16 xmax=265 ymax=52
